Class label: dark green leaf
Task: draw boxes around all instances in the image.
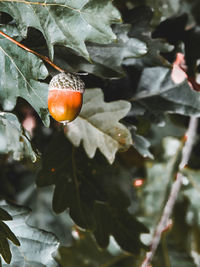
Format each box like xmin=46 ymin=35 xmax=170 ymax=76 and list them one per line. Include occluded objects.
xmin=0 ymin=0 xmax=121 ymax=60
xmin=50 ymin=26 xmax=147 ymax=78
xmin=56 ymin=230 xmax=145 ymax=267
xmin=0 ymin=112 xmax=37 ymax=161
xmin=37 ymin=131 xmax=148 ymax=254
xmin=0 ymin=209 xmax=12 ymax=221
xmin=133 ymin=67 xmax=200 ymax=117
xmin=94 ymin=201 xmax=148 ymax=253
xmin=152 ymin=13 xmax=188 ymax=45
xmin=17 ymin=185 xmax=74 ymax=246
xmin=131 ymin=127 xmax=154 ymax=159
xmin=85 ymin=24 xmax=147 ymax=76
xmin=0 ymin=222 xmax=20 ymax=246
xmin=0 ymin=39 xmax=49 ymax=125
xmin=0 ymin=201 xmax=59 ymax=266
xmin=0 ymin=207 xmax=19 ymax=264
xmin=148 ymin=115 xmax=186 ymax=147
xmin=0 ymin=237 xmax=11 ymax=264
xmin=124 ymin=5 xmax=173 ymax=68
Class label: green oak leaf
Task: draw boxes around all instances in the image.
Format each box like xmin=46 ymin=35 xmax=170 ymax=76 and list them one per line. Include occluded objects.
xmin=0 ymin=38 xmax=49 ymax=125
xmin=0 ymin=207 xmax=20 ymax=264
xmin=51 ymin=23 xmax=147 ymax=78
xmin=37 ymin=131 xmax=148 ymax=254
xmin=133 ymin=67 xmax=200 ymax=117
xmin=85 ymin=24 xmax=147 ymax=76
xmin=123 ymin=5 xmax=173 ymax=68
xmin=0 ymin=201 xmax=59 ymax=267
xmin=131 ymin=126 xmax=154 ymax=159
xmin=65 ymin=88 xmax=132 ymax=164
xmin=0 ymin=0 xmax=121 ymax=60
xmin=17 ymin=184 xmax=74 ymax=246
xmin=0 ymin=112 xmax=37 ymax=161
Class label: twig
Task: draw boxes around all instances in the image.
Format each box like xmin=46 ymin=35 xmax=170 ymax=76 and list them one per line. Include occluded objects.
xmin=0 ymin=30 xmax=65 ymax=72
xmin=141 ymin=116 xmax=198 ymax=267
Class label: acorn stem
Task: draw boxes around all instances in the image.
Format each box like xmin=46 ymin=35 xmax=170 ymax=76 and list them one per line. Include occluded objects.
xmin=0 ymin=30 xmax=65 ymax=73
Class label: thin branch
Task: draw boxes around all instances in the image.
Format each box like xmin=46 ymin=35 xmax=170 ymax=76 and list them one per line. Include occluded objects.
xmin=0 ymin=0 xmax=78 ymax=11
xmin=0 ymin=30 xmax=65 ymax=73
xmin=141 ymin=116 xmax=198 ymax=267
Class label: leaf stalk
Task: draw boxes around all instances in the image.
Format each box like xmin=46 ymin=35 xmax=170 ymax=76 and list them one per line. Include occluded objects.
xmin=0 ymin=30 xmax=65 ymax=72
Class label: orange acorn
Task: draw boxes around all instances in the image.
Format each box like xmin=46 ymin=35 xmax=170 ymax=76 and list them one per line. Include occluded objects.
xmin=48 ymin=72 xmax=85 ymax=124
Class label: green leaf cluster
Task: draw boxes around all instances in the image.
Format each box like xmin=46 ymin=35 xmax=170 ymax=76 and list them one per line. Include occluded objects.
xmin=0 ymin=0 xmax=200 ymax=266
xmin=0 ymin=206 xmax=19 ymax=264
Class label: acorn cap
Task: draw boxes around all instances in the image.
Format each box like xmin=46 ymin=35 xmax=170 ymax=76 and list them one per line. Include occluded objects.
xmin=49 ymin=72 xmax=85 ymax=93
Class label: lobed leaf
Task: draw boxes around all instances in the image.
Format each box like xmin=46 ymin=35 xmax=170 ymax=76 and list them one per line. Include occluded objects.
xmin=0 ymin=209 xmax=12 ymax=222
xmin=65 ymin=88 xmax=132 ymax=164
xmin=17 ymin=184 xmax=74 ymax=246
xmin=133 ymin=67 xmax=200 ymax=117
xmin=0 ymin=38 xmax=49 ymax=125
xmin=123 ymin=5 xmax=173 ymax=68
xmin=131 ymin=127 xmax=154 ymax=159
xmin=85 ymin=24 xmax=147 ymax=76
xmin=52 ymin=6 xmax=166 ymax=78
xmin=0 ymin=201 xmax=59 ymax=267
xmin=0 ymin=112 xmax=37 ymax=161
xmin=37 ymin=131 xmax=148 ymax=254
xmin=0 ymin=207 xmax=20 ymax=264
xmin=0 ymin=0 xmax=121 ymax=60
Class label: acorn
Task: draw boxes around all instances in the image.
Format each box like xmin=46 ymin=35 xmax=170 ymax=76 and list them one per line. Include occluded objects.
xmin=48 ymin=72 xmax=85 ymax=124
